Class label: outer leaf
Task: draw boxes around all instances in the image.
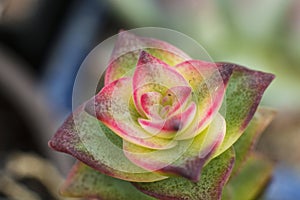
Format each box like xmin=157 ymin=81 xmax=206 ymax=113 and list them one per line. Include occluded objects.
xmin=214 ymin=64 xmax=275 ymax=157
xmin=222 ymin=154 xmax=273 ymax=200
xmin=105 ymin=31 xmax=190 ymax=85
xmin=133 ymin=147 xmax=235 ymax=200
xmin=232 ymin=107 xmax=276 ymax=176
xmin=174 ymin=61 xmax=233 ymax=140
xmin=143 ymin=37 xmax=190 ymax=66
xmin=61 ymin=162 xmax=155 ymax=200
xmin=48 ymin=105 xmax=167 ymax=182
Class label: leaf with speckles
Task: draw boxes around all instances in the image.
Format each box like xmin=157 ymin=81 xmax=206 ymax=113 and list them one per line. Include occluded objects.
xmin=124 ymin=113 xmax=226 ymax=182
xmin=61 ymin=162 xmax=156 ymax=200
xmin=174 ymin=61 xmax=233 ymax=140
xmin=222 ymin=154 xmax=273 ymax=200
xmin=49 ymin=105 xmax=167 ymax=182
xmin=87 ymin=77 xmax=178 ymax=150
xmin=49 ymin=30 xmax=276 ymax=200
xmin=231 ymin=107 xmax=276 ymax=176
xmin=213 ymin=64 xmax=275 ymax=157
xmin=133 ymin=147 xmax=235 ymax=200
xmin=105 ymin=31 xmax=190 ymax=85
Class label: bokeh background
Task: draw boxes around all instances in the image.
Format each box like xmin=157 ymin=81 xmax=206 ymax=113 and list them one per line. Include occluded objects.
xmin=0 ymin=0 xmax=299 ymax=199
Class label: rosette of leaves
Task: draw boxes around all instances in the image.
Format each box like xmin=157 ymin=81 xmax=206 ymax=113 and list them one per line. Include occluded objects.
xmin=49 ymin=31 xmax=275 ymax=200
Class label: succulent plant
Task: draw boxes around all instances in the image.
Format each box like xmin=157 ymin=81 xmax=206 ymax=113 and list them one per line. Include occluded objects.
xmin=49 ymin=30 xmax=275 ymax=200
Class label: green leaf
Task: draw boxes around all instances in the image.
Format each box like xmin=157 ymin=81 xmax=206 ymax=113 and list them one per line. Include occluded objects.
xmin=222 ymin=107 xmax=275 ymax=200
xmin=222 ymin=154 xmax=273 ymax=200
xmin=49 ymin=105 xmax=167 ymax=182
xmin=214 ymin=64 xmax=275 ymax=157
xmin=61 ymin=162 xmax=155 ymax=200
xmin=105 ymin=31 xmax=189 ymax=85
xmin=133 ymin=147 xmax=235 ymax=200
xmin=124 ymin=113 xmax=226 ymax=182
xmin=232 ymin=107 xmax=276 ymax=175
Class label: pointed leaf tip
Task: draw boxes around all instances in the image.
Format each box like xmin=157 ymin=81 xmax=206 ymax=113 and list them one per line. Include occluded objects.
xmin=213 ymin=65 xmax=275 ymax=157
xmin=216 ymin=62 xmax=235 ymax=85
xmin=138 ymin=50 xmax=154 ymax=65
xmin=137 ymin=50 xmax=169 ymax=67
xmin=49 ymin=104 xmax=168 ymax=182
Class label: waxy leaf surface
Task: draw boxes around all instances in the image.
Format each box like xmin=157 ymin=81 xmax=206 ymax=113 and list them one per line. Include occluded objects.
xmin=61 ymin=162 xmax=156 ymax=200
xmin=134 ymin=147 xmax=235 ymax=200
xmin=49 ymin=105 xmax=167 ymax=182
xmin=214 ymin=64 xmax=275 ymax=157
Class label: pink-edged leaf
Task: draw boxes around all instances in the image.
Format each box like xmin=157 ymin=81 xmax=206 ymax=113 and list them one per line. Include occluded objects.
xmin=159 ymin=113 xmax=226 ymax=181
xmin=161 ymin=86 xmax=192 ymax=117
xmin=213 ymin=64 xmax=275 ymax=157
xmin=133 ymin=147 xmax=235 ymax=200
xmin=139 ymin=85 xmax=192 ymax=121
xmin=109 ymin=30 xmax=143 ymax=62
xmin=124 ymin=113 xmax=226 ymax=182
xmin=104 ymin=31 xmax=143 ymax=85
xmin=87 ymin=77 xmax=177 ymax=150
xmin=140 ymin=92 xmax=162 ymax=120
xmin=222 ymin=153 xmax=273 ymax=200
xmin=174 ymin=61 xmax=233 ymax=140
xmin=49 ymin=105 xmax=167 ymax=182
xmin=231 ymin=107 xmax=276 ymax=176
xmin=61 ymin=162 xmax=155 ymax=200
xmin=142 ymin=37 xmax=190 ymax=66
xmin=138 ymin=102 xmax=196 ymax=138
xmin=105 ymin=31 xmax=190 ymax=85
xmin=105 ymin=51 xmax=139 ymax=86
xmin=133 ymin=51 xmax=189 ymax=117
xmin=109 ymin=31 xmax=190 ymax=67
xmin=123 ymin=138 xmax=194 ymax=175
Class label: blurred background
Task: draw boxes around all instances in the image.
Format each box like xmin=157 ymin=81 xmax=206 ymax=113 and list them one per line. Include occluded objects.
xmin=0 ymin=0 xmax=299 ymax=199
